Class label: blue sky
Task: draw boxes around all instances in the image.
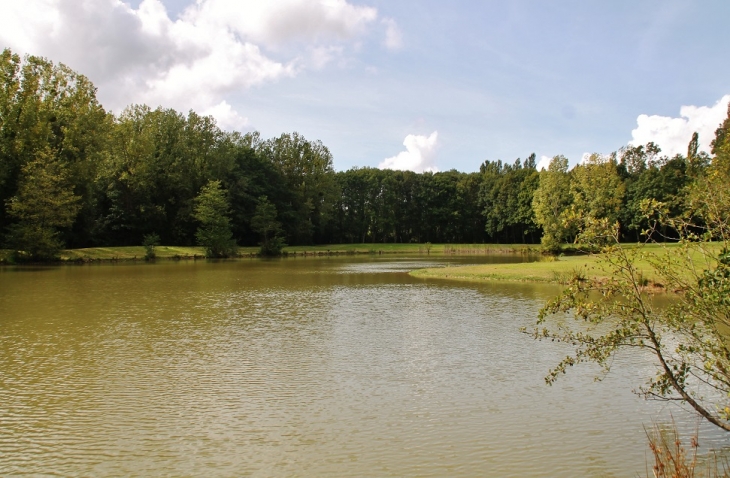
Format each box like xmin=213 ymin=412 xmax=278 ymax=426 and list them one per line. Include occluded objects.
xmin=1 ymin=1 xmax=729 ymax=172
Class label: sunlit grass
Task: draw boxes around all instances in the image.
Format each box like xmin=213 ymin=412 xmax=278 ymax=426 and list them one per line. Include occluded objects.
xmin=410 ymin=242 xmax=724 ymax=287
xmin=410 ymin=254 xmax=601 ymax=284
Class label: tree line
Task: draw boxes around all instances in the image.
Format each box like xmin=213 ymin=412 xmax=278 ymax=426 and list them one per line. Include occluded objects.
xmin=1 ymin=48 xmax=729 ymax=259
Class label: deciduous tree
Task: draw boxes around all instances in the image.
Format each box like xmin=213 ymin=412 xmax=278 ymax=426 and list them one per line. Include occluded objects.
xmin=257 ymin=132 xmax=338 ymax=244
xmin=5 ymin=148 xmax=80 ymax=260
xmin=532 ymin=155 xmax=572 ymax=251
xmin=565 ymin=153 xmax=625 ymax=244
xmin=193 ymin=180 xmax=236 ymax=258
xmin=251 ymin=195 xmax=285 ymax=256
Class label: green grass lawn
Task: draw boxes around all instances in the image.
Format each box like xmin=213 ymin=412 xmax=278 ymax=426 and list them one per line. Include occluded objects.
xmin=59 ymin=245 xmax=246 ymax=261
xmin=410 ymin=254 xmax=604 ymax=284
xmin=409 ymin=242 xmax=721 ymax=287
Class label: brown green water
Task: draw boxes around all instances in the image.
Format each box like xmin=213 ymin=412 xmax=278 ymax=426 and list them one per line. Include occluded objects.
xmin=0 ymin=256 xmax=724 ymax=476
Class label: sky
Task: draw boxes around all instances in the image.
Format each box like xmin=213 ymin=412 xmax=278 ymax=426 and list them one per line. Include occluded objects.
xmin=1 ymin=0 xmax=729 ymax=172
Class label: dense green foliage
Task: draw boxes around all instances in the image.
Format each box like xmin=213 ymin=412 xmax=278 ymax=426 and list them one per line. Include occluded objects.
xmin=1 ymin=49 xmax=729 ymax=258
xmin=251 ymin=195 xmax=285 ymax=256
xmin=479 ymin=154 xmax=540 ymax=244
xmin=532 ymin=155 xmax=572 ymax=251
xmin=193 ymin=180 xmax=236 ymax=258
xmin=6 ymin=149 xmax=80 ymax=260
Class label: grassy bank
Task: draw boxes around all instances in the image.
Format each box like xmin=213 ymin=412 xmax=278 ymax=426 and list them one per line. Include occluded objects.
xmin=410 ymin=254 xmax=604 ymax=284
xmin=61 ymin=246 xmax=257 ymax=261
xmin=280 ymin=243 xmax=537 ymax=255
xmin=0 ymin=243 xmax=537 ymax=264
xmin=409 ymin=243 xmax=718 ymax=287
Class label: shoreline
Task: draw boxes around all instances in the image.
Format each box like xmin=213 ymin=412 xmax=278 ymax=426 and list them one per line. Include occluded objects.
xmin=0 ymin=243 xmax=541 ymax=265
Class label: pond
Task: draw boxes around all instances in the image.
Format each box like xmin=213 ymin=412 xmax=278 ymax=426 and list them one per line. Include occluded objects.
xmin=0 ymin=256 xmax=724 ymax=476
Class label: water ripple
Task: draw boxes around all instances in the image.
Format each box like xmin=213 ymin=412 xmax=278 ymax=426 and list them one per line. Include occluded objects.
xmin=0 ymin=258 xmax=724 ymax=476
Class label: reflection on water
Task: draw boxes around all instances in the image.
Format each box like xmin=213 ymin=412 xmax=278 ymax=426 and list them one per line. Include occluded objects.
xmin=0 ymin=256 xmax=726 ymax=476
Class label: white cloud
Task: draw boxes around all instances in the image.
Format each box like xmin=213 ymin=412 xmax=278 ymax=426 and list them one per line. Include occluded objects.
xmin=538 ymin=153 xmax=593 ymax=170
xmin=630 ymin=95 xmax=730 ymax=157
xmin=382 ymin=18 xmax=403 ymax=50
xmin=0 ymin=0 xmax=392 ymax=131
xmin=186 ymin=0 xmax=377 ymax=48
xmin=578 ymin=152 xmax=613 ymax=165
xmin=536 ymin=155 xmax=552 ymax=171
xmin=379 ymin=132 xmax=439 ymax=173
xmin=309 ymin=45 xmax=345 ymax=69
xmin=202 ymin=101 xmax=249 ymax=132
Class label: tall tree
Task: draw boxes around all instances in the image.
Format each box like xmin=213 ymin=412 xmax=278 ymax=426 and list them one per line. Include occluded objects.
xmin=711 ymin=102 xmax=730 ymax=175
xmin=619 ymin=143 xmax=659 ymax=240
xmin=0 ymin=49 xmax=109 ymax=247
xmin=686 ymin=131 xmax=711 ymax=178
xmin=5 ymin=148 xmax=80 ymax=260
xmin=334 ymin=168 xmax=376 ymax=243
xmin=193 ymin=180 xmax=236 ymax=258
xmin=480 ymin=156 xmax=540 ymax=243
xmin=515 ymin=154 xmax=541 ymax=243
xmin=217 ymin=131 xmax=292 ymax=247
xmin=479 ymin=159 xmax=506 ymax=241
xmin=98 ymin=106 xmax=227 ymax=246
xmin=689 ymin=105 xmax=730 ymax=242
xmin=455 ymin=171 xmax=488 ymax=243
xmin=566 ymin=153 xmax=625 ymax=244
xmin=532 ymin=155 xmax=572 ymax=251
xmin=250 ymin=195 xmax=285 ymax=256
xmin=257 ymin=132 xmax=338 ymax=244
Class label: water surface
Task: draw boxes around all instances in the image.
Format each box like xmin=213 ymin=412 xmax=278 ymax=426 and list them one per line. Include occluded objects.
xmin=0 ymin=256 xmax=723 ymax=476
